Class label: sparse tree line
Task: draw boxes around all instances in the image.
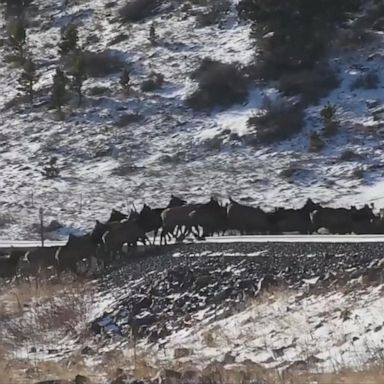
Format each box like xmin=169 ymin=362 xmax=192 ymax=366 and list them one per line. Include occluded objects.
xmin=2 ymin=1 xmax=136 ymax=114
xmin=0 ymin=0 xmax=378 ymax=151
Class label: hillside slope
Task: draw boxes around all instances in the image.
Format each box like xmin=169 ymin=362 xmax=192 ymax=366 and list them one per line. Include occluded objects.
xmin=1 ymin=0 xmax=384 ymax=238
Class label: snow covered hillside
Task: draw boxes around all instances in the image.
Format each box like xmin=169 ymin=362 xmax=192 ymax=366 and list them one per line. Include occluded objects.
xmin=2 ymin=0 xmax=384 ymax=239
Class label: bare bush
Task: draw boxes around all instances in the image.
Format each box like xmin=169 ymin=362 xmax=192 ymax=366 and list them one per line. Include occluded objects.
xmin=187 ymin=59 xmax=248 ymax=110
xmin=119 ymin=0 xmax=161 ymax=22
xmin=3 ymin=283 xmax=92 ymax=349
xmin=247 ymin=98 xmax=304 ymax=144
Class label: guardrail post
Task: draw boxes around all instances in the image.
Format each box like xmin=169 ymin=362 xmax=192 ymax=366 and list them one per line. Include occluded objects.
xmin=39 ymin=208 xmax=44 ymax=248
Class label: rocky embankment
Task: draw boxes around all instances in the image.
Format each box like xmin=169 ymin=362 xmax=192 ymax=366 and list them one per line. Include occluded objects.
xmin=91 ymin=242 xmax=384 ymax=342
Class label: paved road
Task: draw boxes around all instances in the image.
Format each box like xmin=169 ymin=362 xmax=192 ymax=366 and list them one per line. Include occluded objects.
xmin=1 ymin=234 xmax=384 ymax=251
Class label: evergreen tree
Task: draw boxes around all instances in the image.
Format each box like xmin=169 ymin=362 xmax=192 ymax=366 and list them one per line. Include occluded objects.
xmin=71 ymin=53 xmax=87 ymax=106
xmin=8 ymin=17 xmax=26 ymax=57
xmin=119 ymin=68 xmax=130 ymax=92
xmin=18 ymin=55 xmax=38 ymax=105
xmin=3 ymin=0 xmax=32 ymax=18
xmin=149 ymin=22 xmax=157 ymax=44
xmin=237 ymin=0 xmax=361 ymax=79
xmin=52 ymin=68 xmax=67 ymax=112
xmin=58 ymin=23 xmax=78 ymax=56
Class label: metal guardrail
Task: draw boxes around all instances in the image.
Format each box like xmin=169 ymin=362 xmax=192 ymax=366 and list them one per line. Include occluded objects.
xmin=1 ymin=235 xmax=384 ymax=252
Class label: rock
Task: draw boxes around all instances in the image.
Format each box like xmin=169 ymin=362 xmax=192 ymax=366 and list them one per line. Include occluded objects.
xmin=131 ymin=312 xmax=157 ymax=328
xmin=81 ymin=346 xmax=95 ymax=355
xmin=110 ymin=368 xmax=129 ymax=384
xmin=210 ymin=287 xmax=232 ymax=304
xmin=223 ymin=351 xmax=236 ymax=364
xmin=285 ymin=360 xmax=308 ymax=372
xmin=180 ymin=369 xmax=202 ymax=384
xmin=75 ymin=375 xmax=91 ymax=384
xmin=159 ymin=369 xmax=182 ymax=384
xmin=174 ymin=347 xmax=193 ymax=359
xmin=195 ymin=275 xmax=212 ymax=289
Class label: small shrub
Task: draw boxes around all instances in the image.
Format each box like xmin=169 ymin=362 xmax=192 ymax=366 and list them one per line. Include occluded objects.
xmin=351 ymin=71 xmax=380 ymax=90
xmin=87 ymin=85 xmax=110 ymax=96
xmin=308 ymin=131 xmax=324 ymax=152
xmin=196 ymin=0 xmax=231 ymax=27
xmin=42 ymin=157 xmax=60 ymax=178
xmin=66 ymin=50 xmax=125 ymax=78
xmin=58 ymin=23 xmax=78 ymax=56
xmin=114 ymin=113 xmax=143 ymax=127
xmin=339 ymin=149 xmax=362 ymax=161
xmin=279 ymin=63 xmax=339 ymax=104
xmin=187 ymin=59 xmax=248 ymax=110
xmin=280 ymin=166 xmax=300 ymax=179
xmin=7 ymin=17 xmax=26 ymax=58
xmin=51 ymin=68 xmax=68 ymax=112
xmin=69 ymin=52 xmax=87 ymax=106
xmin=141 ymin=72 xmax=164 ymax=92
xmin=3 ymin=52 xmax=25 ymax=66
xmin=195 ymin=0 xmax=231 ymax=27
xmin=17 ymin=55 xmax=39 ymax=105
xmin=119 ymin=0 xmax=160 ymax=22
xmin=247 ymin=98 xmax=304 ymax=144
xmin=352 ymin=167 xmax=364 ymax=179
xmin=321 ymin=102 xmax=339 ymax=136
xmin=120 ymin=68 xmax=130 ymax=91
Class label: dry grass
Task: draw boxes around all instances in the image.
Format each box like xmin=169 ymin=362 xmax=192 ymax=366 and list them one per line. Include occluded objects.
xmin=0 ymin=280 xmax=89 ymax=318
xmin=284 ymin=367 xmax=384 ymax=384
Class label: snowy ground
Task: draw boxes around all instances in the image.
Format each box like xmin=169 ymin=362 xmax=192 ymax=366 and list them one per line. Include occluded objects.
xmin=149 ymin=285 xmax=384 ymax=373
xmin=2 ymin=242 xmax=384 ymax=380
xmin=1 ymin=0 xmax=384 ymax=240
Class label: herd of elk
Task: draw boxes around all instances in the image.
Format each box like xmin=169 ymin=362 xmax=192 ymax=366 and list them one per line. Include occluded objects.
xmin=0 ymin=195 xmax=381 ymax=280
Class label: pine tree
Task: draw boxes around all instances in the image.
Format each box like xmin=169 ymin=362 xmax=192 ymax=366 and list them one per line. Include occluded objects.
xmin=18 ymin=56 xmax=38 ymax=105
xmin=119 ymin=68 xmax=130 ymax=92
xmin=52 ymin=68 xmax=67 ymax=112
xmin=8 ymin=17 xmax=26 ymax=57
xmin=58 ymin=23 xmax=78 ymax=56
xmin=149 ymin=23 xmax=157 ymax=44
xmin=71 ymin=54 xmax=87 ymax=106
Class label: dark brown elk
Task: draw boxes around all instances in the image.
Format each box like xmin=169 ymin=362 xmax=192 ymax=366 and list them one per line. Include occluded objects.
xmin=226 ymin=198 xmax=270 ymax=234
xmin=56 ymin=234 xmax=98 ymax=276
xmin=0 ymin=248 xmax=24 ymax=279
xmin=102 ymin=220 xmax=149 ymax=260
xmin=161 ymin=204 xmax=203 ymax=244
xmin=311 ymin=204 xmax=375 ymax=234
xmin=138 ymin=195 xmax=187 ymax=244
xmin=188 ymin=197 xmax=227 ymax=238
xmin=23 ymin=246 xmax=59 ymax=277
xmin=107 ymin=209 xmax=128 ymax=223
xmin=268 ymin=198 xmax=321 ymax=234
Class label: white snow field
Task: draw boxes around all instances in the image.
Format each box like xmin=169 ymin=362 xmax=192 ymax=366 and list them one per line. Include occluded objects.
xmin=148 ymin=285 xmax=384 ymax=373
xmin=1 ymin=0 xmax=384 ymax=241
